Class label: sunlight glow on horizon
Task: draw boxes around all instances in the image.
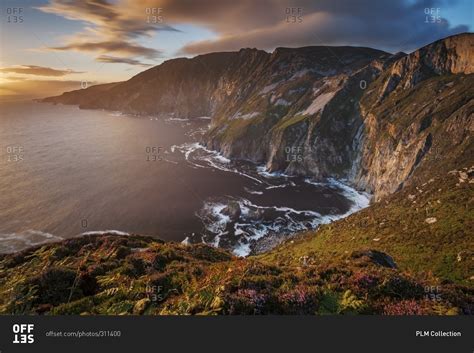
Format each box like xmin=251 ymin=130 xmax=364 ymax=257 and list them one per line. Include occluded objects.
xmin=0 ymin=0 xmax=472 ymax=99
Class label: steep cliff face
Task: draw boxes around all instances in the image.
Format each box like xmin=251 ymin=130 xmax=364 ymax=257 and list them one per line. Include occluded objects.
xmin=353 ymin=33 xmax=474 ymax=200
xmin=206 ymin=33 xmax=473 ymax=200
xmin=42 ymin=33 xmax=473 ymax=200
xmin=204 ymin=46 xmax=389 ymax=168
xmin=21 ymin=35 xmax=473 ymax=315
xmin=378 ymin=33 xmax=473 ymax=100
xmin=44 ymin=50 xmax=270 ymax=117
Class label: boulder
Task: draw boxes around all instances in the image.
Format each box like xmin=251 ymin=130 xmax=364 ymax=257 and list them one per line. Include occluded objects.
xmin=246 ymin=208 xmax=265 ymax=221
xmin=351 ymin=249 xmax=397 ymax=269
xmin=221 ymin=201 xmax=242 ymax=220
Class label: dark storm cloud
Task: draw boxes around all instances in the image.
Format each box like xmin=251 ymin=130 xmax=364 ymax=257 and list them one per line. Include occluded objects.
xmin=37 ymin=0 xmax=471 ymax=59
xmin=150 ymin=0 xmax=469 ymax=53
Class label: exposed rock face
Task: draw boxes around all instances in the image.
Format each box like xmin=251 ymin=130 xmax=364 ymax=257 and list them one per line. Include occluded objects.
xmin=351 ymin=250 xmax=397 ymax=269
xmin=44 ymin=50 xmax=269 ymax=117
xmin=42 ymin=33 xmax=474 ymax=201
xmin=379 ymin=32 xmax=474 ymax=99
xmin=221 ymin=201 xmax=242 ymax=221
xmin=204 ymin=46 xmax=388 ymax=168
xmin=353 ymin=33 xmax=474 ymax=200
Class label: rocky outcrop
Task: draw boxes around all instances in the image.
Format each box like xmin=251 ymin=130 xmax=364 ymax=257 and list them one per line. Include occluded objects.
xmin=42 ymin=33 xmax=474 ymax=201
xmin=351 ymin=249 xmax=397 ymax=268
xmin=379 ymin=33 xmax=473 ymax=99
xmin=204 ymin=46 xmax=390 ymax=171
xmin=353 ymin=33 xmax=474 ymax=200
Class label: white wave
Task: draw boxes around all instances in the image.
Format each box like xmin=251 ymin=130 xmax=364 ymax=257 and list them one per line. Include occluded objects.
xmin=196 ymin=203 xmax=232 ymax=248
xmin=214 ymin=155 xmax=231 ymax=164
xmin=197 ymin=178 xmax=371 ymax=257
xmin=174 ymin=143 xmax=262 ymax=183
xmin=186 ymin=127 xmax=209 ymax=137
xmin=232 ymin=242 xmax=251 ymax=257
xmin=256 ymin=165 xmax=292 ymax=179
xmin=80 ymin=230 xmax=130 ymax=236
xmin=165 ymin=117 xmax=190 ymax=122
xmin=303 ymin=178 xmax=325 ymax=187
xmin=165 ymin=159 xmax=179 ymax=165
xmin=304 ymin=178 xmax=371 ymax=223
xmin=0 ymin=230 xmax=63 ymax=254
xmin=318 ymin=178 xmax=370 ymax=215
xmin=265 ymin=182 xmax=295 ymax=189
xmin=239 ymin=198 xmax=321 ymax=217
xmin=244 ymin=187 xmax=263 ymax=195
xmin=198 ymin=196 xmax=326 ymax=257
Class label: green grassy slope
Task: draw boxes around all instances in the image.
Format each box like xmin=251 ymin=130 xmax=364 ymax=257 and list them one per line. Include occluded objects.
xmin=260 ymin=161 xmax=473 ymax=286
xmin=1 ymin=211 xmax=472 ymax=316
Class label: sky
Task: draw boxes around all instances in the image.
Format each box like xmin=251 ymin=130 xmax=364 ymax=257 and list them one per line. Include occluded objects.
xmin=0 ymin=0 xmax=472 ymax=99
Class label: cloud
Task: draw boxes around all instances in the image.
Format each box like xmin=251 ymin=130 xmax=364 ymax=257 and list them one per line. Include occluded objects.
xmin=0 ymin=65 xmax=83 ymax=77
xmin=1 ymin=76 xmax=28 ymax=81
xmin=124 ymin=0 xmax=470 ymax=54
xmin=36 ymin=0 xmax=176 ymax=63
xmin=173 ymin=0 xmax=471 ymax=54
xmin=96 ymin=55 xmax=154 ymax=67
xmin=49 ymin=41 xmax=162 ymax=59
xmin=36 ymin=0 xmax=472 ymax=61
xmin=0 ymin=79 xmax=92 ymax=100
xmin=37 ymin=0 xmax=179 ymax=39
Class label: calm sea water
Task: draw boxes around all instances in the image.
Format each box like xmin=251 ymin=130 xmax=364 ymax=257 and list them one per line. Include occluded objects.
xmin=0 ymin=101 xmax=369 ymax=255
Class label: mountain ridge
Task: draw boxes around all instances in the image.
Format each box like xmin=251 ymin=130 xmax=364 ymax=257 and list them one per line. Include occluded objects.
xmin=42 ymin=33 xmax=473 ymax=201
xmin=3 ymin=33 xmax=471 ymax=315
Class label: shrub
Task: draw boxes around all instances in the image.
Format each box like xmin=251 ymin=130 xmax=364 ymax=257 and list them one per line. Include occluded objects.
xmin=277 ymin=286 xmax=319 ymax=314
xmin=383 ymin=300 xmax=428 ymax=315
xmin=379 ymin=276 xmax=424 ymax=299
xmin=225 ymin=289 xmax=267 ymax=315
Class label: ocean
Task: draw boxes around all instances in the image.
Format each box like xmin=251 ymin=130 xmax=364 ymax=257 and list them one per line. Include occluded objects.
xmin=0 ymin=101 xmax=370 ymax=255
